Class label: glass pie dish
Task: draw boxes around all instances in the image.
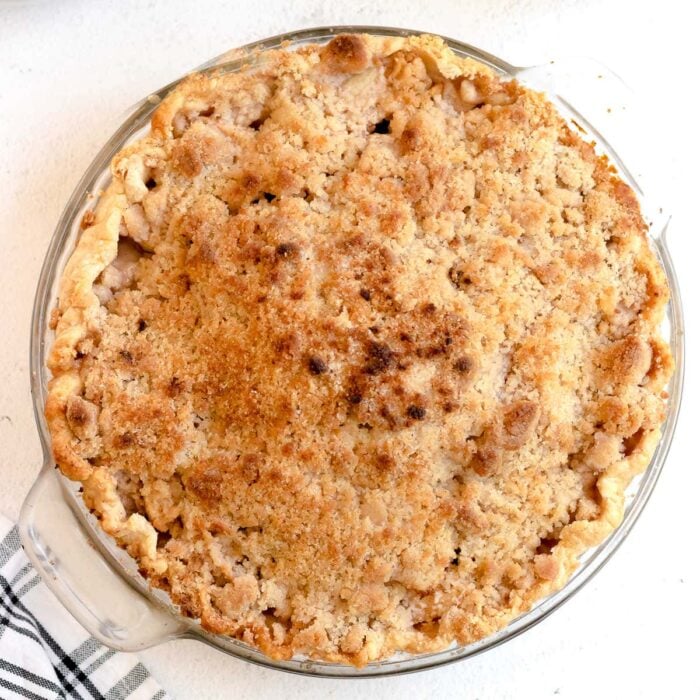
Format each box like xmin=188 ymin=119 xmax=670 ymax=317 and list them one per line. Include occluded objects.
xmin=19 ymin=26 xmax=684 ymax=677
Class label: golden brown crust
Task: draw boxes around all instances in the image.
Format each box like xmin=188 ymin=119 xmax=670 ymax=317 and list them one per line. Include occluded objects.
xmin=46 ymin=33 xmax=673 ymax=665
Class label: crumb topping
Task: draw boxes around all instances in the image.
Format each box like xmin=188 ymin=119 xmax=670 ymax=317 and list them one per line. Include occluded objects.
xmin=46 ymin=33 xmax=672 ymax=665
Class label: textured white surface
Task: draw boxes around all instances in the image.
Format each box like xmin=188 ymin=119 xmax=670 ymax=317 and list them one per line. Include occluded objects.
xmin=1 ymin=1 xmax=698 ymax=698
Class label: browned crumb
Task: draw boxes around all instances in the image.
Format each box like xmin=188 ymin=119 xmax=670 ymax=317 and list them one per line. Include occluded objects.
xmin=80 ymin=210 xmax=96 ymax=229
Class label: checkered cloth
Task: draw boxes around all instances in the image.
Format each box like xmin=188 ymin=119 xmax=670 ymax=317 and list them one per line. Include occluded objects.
xmin=0 ymin=515 xmax=167 ymax=700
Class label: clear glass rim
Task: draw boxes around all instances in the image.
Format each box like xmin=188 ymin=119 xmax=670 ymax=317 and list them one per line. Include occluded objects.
xmin=27 ymin=25 xmax=685 ymax=678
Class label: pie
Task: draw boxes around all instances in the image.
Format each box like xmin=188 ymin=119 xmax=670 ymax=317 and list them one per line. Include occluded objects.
xmin=45 ymin=33 xmax=673 ymax=665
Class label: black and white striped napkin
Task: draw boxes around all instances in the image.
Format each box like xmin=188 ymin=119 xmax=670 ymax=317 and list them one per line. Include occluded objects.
xmin=0 ymin=515 xmax=168 ymax=700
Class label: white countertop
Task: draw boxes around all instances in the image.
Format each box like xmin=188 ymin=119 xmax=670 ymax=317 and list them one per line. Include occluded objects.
xmin=1 ymin=1 xmax=697 ymax=698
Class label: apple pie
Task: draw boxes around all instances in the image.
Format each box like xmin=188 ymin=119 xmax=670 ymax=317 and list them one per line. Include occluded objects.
xmin=46 ymin=33 xmax=672 ymax=665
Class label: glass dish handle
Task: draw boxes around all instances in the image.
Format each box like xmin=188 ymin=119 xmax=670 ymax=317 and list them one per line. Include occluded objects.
xmin=18 ymin=467 xmax=187 ymax=651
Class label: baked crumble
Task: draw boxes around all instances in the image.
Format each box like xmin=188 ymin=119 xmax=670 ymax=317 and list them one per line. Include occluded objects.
xmin=45 ymin=33 xmax=672 ymax=665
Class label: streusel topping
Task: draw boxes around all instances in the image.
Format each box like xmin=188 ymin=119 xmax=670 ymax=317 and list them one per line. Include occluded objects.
xmin=46 ymin=34 xmax=672 ymax=665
